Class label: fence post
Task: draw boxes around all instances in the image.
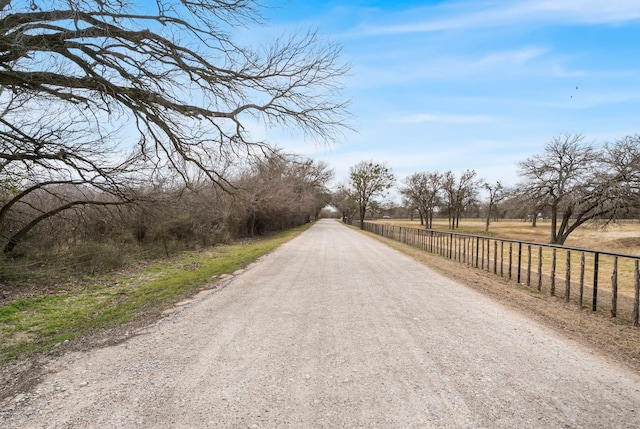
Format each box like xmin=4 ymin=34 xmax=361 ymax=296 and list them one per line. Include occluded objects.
xmin=463 ymin=237 xmax=467 ymax=264
xmin=487 ymin=239 xmax=491 ymax=272
xmin=494 ymin=241 xmax=498 ymax=274
xmin=508 ymin=243 xmax=513 ymax=280
xmin=634 ymin=260 xmax=639 ymax=327
xmin=469 ymin=237 xmax=474 ymax=266
xmin=537 ymin=246 xmax=543 ymax=291
xmin=579 ymin=252 xmax=585 ymax=309
xmin=565 ymin=250 xmax=571 ymax=302
xmin=486 ymin=239 xmax=490 ymax=271
xmin=611 ymin=256 xmax=618 ymax=318
xmin=527 ymin=245 xmax=532 ymax=286
xmin=550 ymin=248 xmax=556 ymax=296
xmin=592 ymin=253 xmax=599 ymax=312
xmin=500 ymin=241 xmax=504 ymax=277
xmin=517 ymin=242 xmax=522 ymax=283
xmin=481 ymin=238 xmax=485 ymax=269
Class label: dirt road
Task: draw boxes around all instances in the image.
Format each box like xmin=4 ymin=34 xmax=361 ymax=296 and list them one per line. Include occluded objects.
xmin=2 ymin=219 xmax=640 ymax=428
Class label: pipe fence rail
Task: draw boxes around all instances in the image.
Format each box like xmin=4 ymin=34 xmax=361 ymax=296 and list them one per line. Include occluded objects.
xmin=357 ymin=221 xmax=640 ymax=327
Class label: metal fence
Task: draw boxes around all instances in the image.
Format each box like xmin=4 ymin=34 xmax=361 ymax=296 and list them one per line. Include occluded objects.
xmin=358 ymin=221 xmax=640 ymax=326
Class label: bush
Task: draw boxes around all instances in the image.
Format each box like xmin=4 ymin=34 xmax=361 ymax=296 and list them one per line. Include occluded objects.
xmin=0 ymin=258 xmax=17 ymax=283
xmin=66 ymin=242 xmax=127 ymax=276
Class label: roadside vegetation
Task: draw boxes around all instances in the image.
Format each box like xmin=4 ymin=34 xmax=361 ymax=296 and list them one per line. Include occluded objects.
xmin=1 ymin=0 xmax=345 ymax=369
xmin=0 ymin=224 xmax=312 ymax=363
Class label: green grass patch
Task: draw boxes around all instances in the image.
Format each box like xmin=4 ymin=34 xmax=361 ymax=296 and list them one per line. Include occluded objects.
xmin=0 ymin=223 xmax=312 ymax=363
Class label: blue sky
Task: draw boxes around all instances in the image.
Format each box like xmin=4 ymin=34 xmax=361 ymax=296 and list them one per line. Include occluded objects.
xmin=253 ymin=0 xmax=640 ymax=190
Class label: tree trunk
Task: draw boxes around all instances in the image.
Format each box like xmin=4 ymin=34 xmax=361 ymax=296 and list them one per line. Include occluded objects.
xmin=550 ymin=204 xmax=558 ymax=243
xmin=485 ymin=210 xmax=491 ymax=232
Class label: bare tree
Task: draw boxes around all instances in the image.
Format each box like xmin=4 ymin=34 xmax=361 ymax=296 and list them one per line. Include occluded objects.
xmin=0 ymin=93 xmax=145 ymax=253
xmin=231 ymin=153 xmax=333 ymax=237
xmin=0 ymin=0 xmax=349 ymax=254
xmin=400 ymin=172 xmax=442 ymax=229
xmin=332 ymin=185 xmax=357 ymax=224
xmin=441 ymin=170 xmax=480 ymax=229
xmin=602 ymin=135 xmax=640 ymax=210
xmin=483 ymin=181 xmax=506 ymax=232
xmin=515 ymin=133 xmax=629 ymax=245
xmin=347 ymin=161 xmax=395 ymax=229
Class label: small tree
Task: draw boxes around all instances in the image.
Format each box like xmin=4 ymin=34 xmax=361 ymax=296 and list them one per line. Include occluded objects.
xmin=332 ymin=185 xmax=357 ymax=224
xmin=348 ymin=161 xmax=395 ymax=229
xmin=483 ymin=181 xmax=506 ymax=232
xmin=441 ymin=170 xmax=481 ymax=229
xmin=400 ymin=172 xmax=442 ymax=229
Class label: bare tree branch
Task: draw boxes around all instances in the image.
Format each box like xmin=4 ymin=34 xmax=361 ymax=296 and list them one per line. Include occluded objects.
xmin=0 ymin=0 xmax=350 ymax=253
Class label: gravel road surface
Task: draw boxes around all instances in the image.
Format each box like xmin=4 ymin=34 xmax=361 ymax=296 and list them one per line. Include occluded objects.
xmin=2 ymin=219 xmax=640 ymax=428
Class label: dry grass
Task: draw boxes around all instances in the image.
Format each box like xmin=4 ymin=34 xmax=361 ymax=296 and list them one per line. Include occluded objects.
xmin=381 ymin=218 xmax=640 ymax=252
xmin=356 ymin=224 xmax=640 ymax=375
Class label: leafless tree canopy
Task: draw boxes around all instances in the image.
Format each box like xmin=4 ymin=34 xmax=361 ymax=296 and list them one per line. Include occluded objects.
xmin=441 ymin=169 xmax=480 ymax=230
xmin=0 ymin=0 xmax=349 ymax=179
xmin=482 ymin=180 xmax=505 ymax=232
xmin=400 ymin=172 xmax=441 ymax=228
xmin=0 ymin=0 xmax=350 ymax=254
xmin=515 ymin=133 xmax=640 ymax=245
xmin=232 ymin=153 xmax=333 ymax=236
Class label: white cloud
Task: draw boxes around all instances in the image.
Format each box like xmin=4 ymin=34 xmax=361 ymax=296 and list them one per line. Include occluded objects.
xmin=473 ymin=47 xmax=548 ymax=68
xmin=345 ymin=46 xmax=555 ymax=90
xmin=358 ymin=0 xmax=640 ymax=36
xmin=516 ymin=0 xmax=640 ymax=24
xmin=392 ymin=113 xmax=496 ymax=125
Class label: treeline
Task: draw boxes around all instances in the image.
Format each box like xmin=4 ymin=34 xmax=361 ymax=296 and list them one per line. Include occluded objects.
xmin=0 ymin=153 xmax=332 ymax=278
xmin=336 ymin=133 xmax=640 ymax=245
xmin=0 ymin=1 xmax=349 ymax=281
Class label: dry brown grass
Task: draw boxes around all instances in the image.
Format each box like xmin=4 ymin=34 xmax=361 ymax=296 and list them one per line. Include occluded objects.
xmin=381 ymin=218 xmax=640 ymax=252
xmin=356 ymin=224 xmax=640 ymax=375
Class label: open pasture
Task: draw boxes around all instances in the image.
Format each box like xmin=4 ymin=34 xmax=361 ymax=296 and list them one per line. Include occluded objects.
xmin=376 ymin=218 xmax=640 ymax=253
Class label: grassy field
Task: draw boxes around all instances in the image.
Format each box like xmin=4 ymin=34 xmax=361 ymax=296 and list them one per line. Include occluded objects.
xmin=0 ymin=224 xmax=312 ymax=364
xmin=376 ymin=218 xmax=640 ymax=253
xmin=372 ymin=218 xmax=640 ymax=316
